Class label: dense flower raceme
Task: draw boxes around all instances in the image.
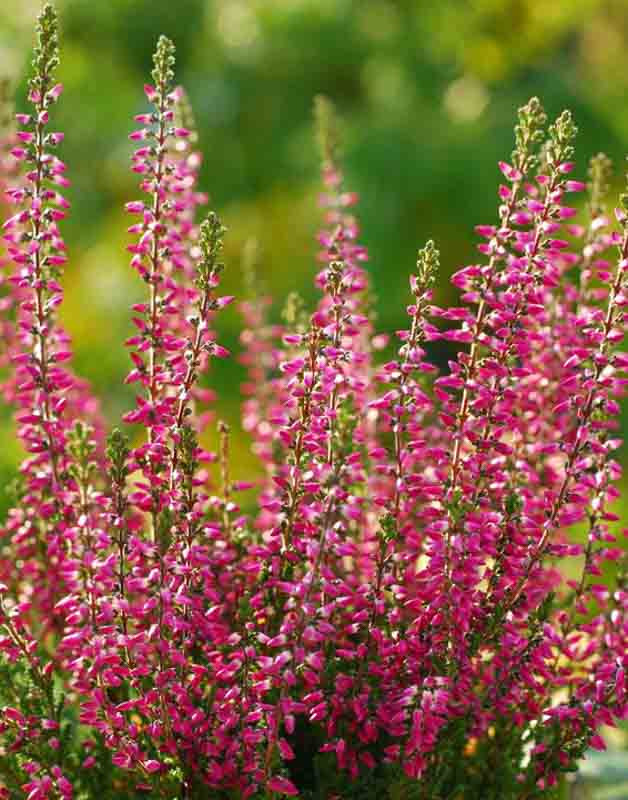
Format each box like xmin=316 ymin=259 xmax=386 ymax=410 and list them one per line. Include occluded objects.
xmin=0 ymin=7 xmax=626 ymax=800
xmin=0 ymin=7 xmax=105 ymax=644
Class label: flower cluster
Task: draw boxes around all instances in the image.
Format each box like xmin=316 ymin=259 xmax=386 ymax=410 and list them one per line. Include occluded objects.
xmin=0 ymin=6 xmax=625 ymax=800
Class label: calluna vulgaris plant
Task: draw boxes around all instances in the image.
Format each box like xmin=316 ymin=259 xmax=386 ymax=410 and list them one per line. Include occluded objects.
xmin=0 ymin=6 xmax=626 ymax=799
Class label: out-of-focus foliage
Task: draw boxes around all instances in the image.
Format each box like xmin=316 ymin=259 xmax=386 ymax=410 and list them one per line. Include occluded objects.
xmin=0 ymin=0 xmax=626 ymax=502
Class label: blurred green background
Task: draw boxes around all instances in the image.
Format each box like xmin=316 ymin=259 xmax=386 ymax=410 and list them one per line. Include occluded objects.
xmin=0 ymin=0 xmax=627 ymax=507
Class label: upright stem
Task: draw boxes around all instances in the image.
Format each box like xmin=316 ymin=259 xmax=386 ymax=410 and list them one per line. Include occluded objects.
xmin=147 ymin=86 xmax=168 ymax=446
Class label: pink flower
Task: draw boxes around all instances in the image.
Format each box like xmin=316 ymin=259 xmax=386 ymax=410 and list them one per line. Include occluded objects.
xmin=268 ymin=776 xmax=299 ymax=795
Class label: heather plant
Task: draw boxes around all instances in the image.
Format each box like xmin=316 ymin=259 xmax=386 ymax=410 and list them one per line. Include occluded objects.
xmin=0 ymin=6 xmax=626 ymax=800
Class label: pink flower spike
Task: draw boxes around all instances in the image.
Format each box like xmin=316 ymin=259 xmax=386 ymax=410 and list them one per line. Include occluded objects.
xmin=0 ymin=32 xmax=625 ymax=800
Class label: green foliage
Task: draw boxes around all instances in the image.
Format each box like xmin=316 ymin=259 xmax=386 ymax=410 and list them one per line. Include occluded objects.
xmin=588 ymin=153 xmax=613 ymax=216
xmin=30 ymin=4 xmax=59 ymax=98
xmin=413 ymin=239 xmax=439 ymax=294
xmin=67 ymin=420 xmax=97 ymax=489
xmin=512 ymin=96 xmax=547 ymax=171
xmin=546 ymin=110 xmax=578 ymax=167
xmin=106 ymin=427 xmax=131 ymax=485
xmin=0 ymin=78 xmax=13 ymax=135
xmin=282 ymin=291 xmax=308 ymax=334
xmin=196 ymin=211 xmax=227 ymax=292
xmin=151 ymin=34 xmax=176 ymax=92
xmin=314 ymin=93 xmax=341 ymax=168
